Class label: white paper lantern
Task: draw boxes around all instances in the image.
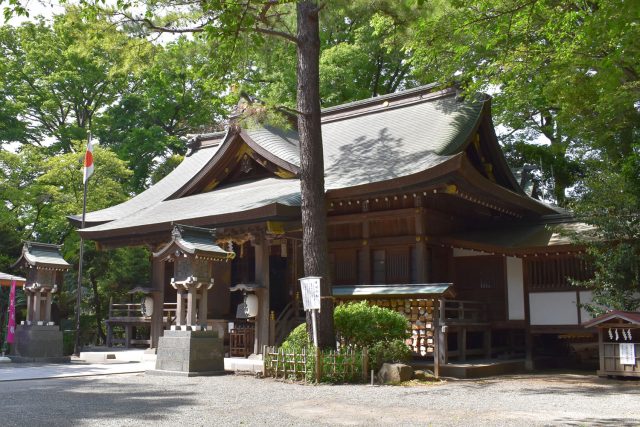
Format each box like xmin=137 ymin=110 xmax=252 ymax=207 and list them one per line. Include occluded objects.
xmin=245 ymin=294 xmax=259 ymax=317
xmin=141 ymin=296 xmax=154 ymax=317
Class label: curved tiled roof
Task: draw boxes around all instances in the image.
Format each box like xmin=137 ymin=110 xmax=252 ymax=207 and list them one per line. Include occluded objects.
xmin=81 ymin=178 xmax=301 ymax=236
xmin=77 ymin=85 xmax=521 ymax=237
xmin=245 ymin=126 xmax=300 ymax=167
xmin=242 ymin=90 xmax=484 ymax=190
xmin=73 ymin=140 xmax=224 ymax=225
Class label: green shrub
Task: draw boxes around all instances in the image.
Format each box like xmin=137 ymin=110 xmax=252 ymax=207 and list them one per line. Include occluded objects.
xmin=369 ymin=339 xmax=412 ymax=371
xmin=281 ymin=323 xmax=310 ymax=350
xmin=334 ymin=301 xmax=409 ymax=347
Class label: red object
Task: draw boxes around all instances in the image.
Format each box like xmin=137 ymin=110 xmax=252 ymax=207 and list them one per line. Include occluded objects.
xmin=7 ymin=280 xmax=16 ymax=343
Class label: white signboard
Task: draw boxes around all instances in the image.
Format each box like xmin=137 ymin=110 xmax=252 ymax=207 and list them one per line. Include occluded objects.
xmin=299 ymin=276 xmax=321 ymax=311
xmin=620 ymin=343 xmax=636 ymax=365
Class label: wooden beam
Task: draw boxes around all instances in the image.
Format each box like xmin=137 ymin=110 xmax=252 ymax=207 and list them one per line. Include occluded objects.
xmin=327 ymin=207 xmax=416 ymax=225
xmin=254 ymin=235 xmax=270 ymax=353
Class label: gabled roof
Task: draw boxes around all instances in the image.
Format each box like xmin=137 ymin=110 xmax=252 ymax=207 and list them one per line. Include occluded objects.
xmin=71 ymin=133 xmax=226 ymax=227
xmin=81 ymin=178 xmax=302 ymax=239
xmin=77 ymin=84 xmax=552 ymax=240
xmin=12 ymin=242 xmax=70 ymax=270
xmin=153 ymin=224 xmax=235 ymax=261
xmin=583 ymin=311 xmax=640 ymax=328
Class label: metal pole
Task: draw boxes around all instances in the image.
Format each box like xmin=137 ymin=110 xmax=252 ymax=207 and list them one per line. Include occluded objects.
xmin=73 ymin=146 xmax=89 ymax=357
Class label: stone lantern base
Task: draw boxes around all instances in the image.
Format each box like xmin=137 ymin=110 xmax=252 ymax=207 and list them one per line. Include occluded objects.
xmin=148 ymin=330 xmax=224 ymax=377
xmin=10 ymin=324 xmax=69 ymax=363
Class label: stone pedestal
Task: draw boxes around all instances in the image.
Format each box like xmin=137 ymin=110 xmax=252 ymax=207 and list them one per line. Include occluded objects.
xmin=149 ymin=330 xmax=224 ymax=377
xmin=10 ymin=324 xmax=69 ymax=363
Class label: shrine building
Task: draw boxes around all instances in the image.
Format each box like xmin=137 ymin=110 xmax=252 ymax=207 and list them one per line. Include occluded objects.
xmin=73 ymin=84 xmax=596 ymax=371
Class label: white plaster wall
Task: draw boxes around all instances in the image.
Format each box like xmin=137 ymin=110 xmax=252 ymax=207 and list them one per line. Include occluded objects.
xmin=529 ymin=292 xmax=579 ymax=325
xmin=579 ymin=291 xmax=594 ymax=323
xmin=453 ymin=248 xmax=490 ymax=257
xmin=506 ymin=257 xmax=525 ymax=320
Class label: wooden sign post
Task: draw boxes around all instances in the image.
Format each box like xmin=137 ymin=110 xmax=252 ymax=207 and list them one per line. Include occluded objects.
xmin=299 ymin=276 xmax=323 ymax=382
xmin=299 ymin=276 xmax=321 ymax=347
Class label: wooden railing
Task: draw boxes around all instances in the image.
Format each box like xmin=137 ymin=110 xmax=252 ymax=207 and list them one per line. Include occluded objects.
xmin=272 ymin=298 xmax=305 ymax=345
xmin=107 ymin=299 xmax=177 ymax=323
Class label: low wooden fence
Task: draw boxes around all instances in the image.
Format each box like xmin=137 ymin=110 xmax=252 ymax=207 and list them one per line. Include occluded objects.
xmin=263 ymin=346 xmax=368 ymax=383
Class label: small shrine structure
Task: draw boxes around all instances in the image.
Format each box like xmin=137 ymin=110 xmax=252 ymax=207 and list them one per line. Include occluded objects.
xmin=11 ymin=242 xmax=70 ymax=362
xmin=150 ymin=224 xmax=234 ymax=375
xmin=584 ymin=311 xmax=640 ymax=378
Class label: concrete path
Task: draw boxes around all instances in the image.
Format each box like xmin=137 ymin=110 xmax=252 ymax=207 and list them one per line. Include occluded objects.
xmin=0 ymin=360 xmax=155 ymax=382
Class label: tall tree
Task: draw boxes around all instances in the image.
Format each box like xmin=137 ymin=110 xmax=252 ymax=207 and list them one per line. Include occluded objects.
xmin=0 ymin=9 xmax=152 ymax=153
xmin=408 ymin=0 xmax=640 ymax=206
xmin=110 ymin=0 xmax=343 ymax=346
xmin=94 ymin=37 xmax=231 ymax=192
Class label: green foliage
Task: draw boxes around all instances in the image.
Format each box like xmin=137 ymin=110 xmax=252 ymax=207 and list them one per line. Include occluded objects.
xmin=409 ymin=0 xmax=640 ymax=206
xmin=0 ymin=9 xmax=151 ymax=153
xmin=369 ymin=339 xmax=412 ymax=371
xmin=281 ymin=323 xmax=310 ymax=350
xmin=570 ymin=147 xmax=640 ymax=313
xmin=334 ymin=301 xmax=410 ymax=347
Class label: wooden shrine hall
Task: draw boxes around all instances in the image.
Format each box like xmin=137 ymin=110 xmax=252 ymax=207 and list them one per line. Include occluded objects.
xmin=72 ymin=84 xmax=596 ymax=370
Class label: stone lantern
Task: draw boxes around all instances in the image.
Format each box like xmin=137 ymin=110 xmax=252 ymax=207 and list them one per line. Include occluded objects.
xmin=150 ymin=224 xmax=235 ymax=376
xmin=11 ymin=242 xmax=70 ymax=362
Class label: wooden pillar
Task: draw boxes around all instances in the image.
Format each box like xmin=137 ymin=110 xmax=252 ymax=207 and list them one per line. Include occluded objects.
xmin=598 ymin=328 xmax=604 ymax=374
xmin=415 ymin=200 xmax=428 ymax=282
xmin=176 ymin=289 xmax=185 ymax=327
xmin=199 ymin=286 xmax=208 ymax=328
xmin=186 ymin=286 xmax=197 ymax=327
xmin=458 ymin=327 xmax=467 ymax=362
xmin=44 ymin=291 xmax=52 ymax=323
xmin=269 ymin=310 xmax=276 ymax=345
xmin=125 ymin=325 xmax=132 ymax=348
xmin=525 ymin=328 xmax=534 ymax=370
xmin=254 ymin=236 xmax=270 ymax=354
xmin=361 ymin=203 xmax=371 ymax=285
xmin=484 ymin=328 xmax=492 ymax=359
xmin=150 ymin=257 xmax=165 ymax=348
xmin=433 ymin=298 xmax=440 ymax=378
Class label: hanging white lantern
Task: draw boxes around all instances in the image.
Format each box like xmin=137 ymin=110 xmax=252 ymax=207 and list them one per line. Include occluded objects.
xmin=244 ymin=294 xmax=259 ymax=317
xmin=141 ymin=296 xmax=154 ymax=317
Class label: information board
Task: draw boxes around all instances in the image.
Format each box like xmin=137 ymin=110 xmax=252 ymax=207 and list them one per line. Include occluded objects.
xmin=620 ymin=343 xmax=636 ymax=365
xmin=299 ymin=276 xmax=321 ymax=311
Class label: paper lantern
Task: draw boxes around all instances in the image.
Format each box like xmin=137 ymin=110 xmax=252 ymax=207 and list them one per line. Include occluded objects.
xmin=245 ymin=294 xmax=259 ymax=317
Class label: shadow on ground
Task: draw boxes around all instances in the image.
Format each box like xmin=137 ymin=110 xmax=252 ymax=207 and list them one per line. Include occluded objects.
xmin=0 ymin=375 xmax=196 ymax=425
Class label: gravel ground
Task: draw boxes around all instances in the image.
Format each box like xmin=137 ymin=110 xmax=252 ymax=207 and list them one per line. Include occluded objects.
xmin=1 ymin=371 xmax=639 ymax=426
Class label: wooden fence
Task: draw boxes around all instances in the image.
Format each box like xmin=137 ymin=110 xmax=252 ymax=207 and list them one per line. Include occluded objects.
xmin=263 ymin=346 xmax=368 ymax=383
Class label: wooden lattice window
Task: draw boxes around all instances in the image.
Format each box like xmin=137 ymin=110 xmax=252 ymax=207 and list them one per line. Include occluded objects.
xmin=335 ymin=249 xmax=358 ymax=285
xmin=525 ymin=256 xmax=593 ymax=291
xmin=372 ymin=247 xmax=411 ymax=284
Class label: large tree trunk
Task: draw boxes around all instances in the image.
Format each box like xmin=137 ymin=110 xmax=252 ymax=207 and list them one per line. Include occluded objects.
xmin=296 ymin=0 xmax=335 ymax=349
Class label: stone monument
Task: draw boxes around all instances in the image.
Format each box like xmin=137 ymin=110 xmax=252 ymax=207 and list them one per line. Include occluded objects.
xmin=149 ymin=224 xmax=235 ymax=376
xmin=11 ymin=242 xmax=70 ymax=362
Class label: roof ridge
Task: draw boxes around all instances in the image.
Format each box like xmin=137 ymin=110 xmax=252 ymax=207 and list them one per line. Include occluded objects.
xmin=320 ymin=87 xmax=460 ymax=124
xmin=321 ymin=83 xmax=447 ymax=116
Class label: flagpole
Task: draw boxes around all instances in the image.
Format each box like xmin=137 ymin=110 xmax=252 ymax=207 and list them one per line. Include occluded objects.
xmin=74 ymin=134 xmax=91 ymax=357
